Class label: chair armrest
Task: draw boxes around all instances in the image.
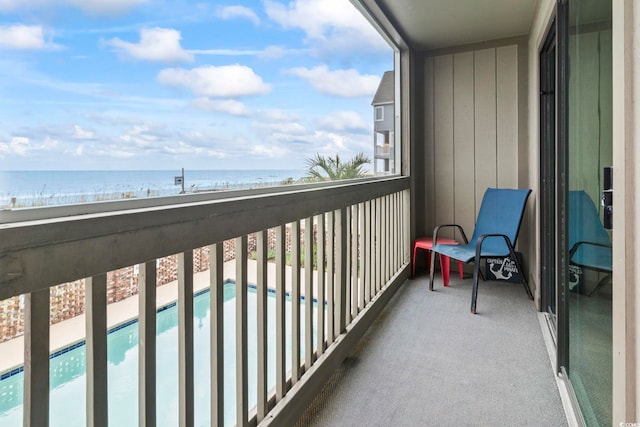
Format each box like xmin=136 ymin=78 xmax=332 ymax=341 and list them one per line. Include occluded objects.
xmin=475 ymin=233 xmax=516 ymax=259
xmin=433 ymin=224 xmax=469 ymax=245
xmin=569 ymin=241 xmax=612 ymax=258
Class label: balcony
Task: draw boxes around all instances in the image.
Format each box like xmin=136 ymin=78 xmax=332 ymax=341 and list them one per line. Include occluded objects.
xmin=374 ymin=144 xmax=393 ymax=160
xmin=0 ymin=175 xmax=568 ymax=426
xmin=0 ymin=177 xmax=411 ymax=426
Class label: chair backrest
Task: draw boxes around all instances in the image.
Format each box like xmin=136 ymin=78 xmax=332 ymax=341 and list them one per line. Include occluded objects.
xmin=569 ymin=190 xmax=611 ymax=249
xmin=470 ymin=188 xmax=532 ymax=254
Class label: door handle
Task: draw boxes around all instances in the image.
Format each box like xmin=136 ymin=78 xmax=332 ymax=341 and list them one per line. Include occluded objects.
xmin=603 ymin=167 xmax=613 ymax=229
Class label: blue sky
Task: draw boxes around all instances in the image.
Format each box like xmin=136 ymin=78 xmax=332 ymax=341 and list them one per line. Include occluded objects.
xmin=0 ymin=0 xmax=393 ymax=170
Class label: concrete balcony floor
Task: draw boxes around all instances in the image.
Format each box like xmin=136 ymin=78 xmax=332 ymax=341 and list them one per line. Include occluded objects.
xmin=297 ymin=272 xmax=568 ymax=426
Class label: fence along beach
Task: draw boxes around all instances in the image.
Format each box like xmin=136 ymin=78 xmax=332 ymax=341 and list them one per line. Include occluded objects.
xmin=0 ymin=169 xmax=305 ymax=208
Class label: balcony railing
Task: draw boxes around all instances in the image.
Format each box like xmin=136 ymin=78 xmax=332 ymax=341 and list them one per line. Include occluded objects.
xmin=374 ymin=144 xmax=394 ymax=160
xmin=0 ymin=176 xmax=410 ymax=426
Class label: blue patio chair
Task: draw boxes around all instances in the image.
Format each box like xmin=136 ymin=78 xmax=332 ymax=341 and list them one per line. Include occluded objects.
xmin=569 ymin=190 xmax=612 ymax=295
xmin=429 ymin=188 xmax=533 ymax=313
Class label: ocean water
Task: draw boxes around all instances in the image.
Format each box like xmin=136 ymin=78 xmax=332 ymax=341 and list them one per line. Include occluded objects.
xmin=0 ymin=170 xmax=305 ymax=207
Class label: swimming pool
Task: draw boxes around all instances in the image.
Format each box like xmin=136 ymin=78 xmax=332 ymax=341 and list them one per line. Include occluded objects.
xmin=0 ymin=282 xmax=318 ymax=426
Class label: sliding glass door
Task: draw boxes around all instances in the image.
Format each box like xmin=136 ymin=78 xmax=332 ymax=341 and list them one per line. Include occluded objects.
xmin=541 ymin=1 xmax=613 ymax=424
xmin=566 ymin=0 xmax=613 ymax=424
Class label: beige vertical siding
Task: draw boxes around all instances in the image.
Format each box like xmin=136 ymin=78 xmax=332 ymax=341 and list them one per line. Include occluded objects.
xmin=423 ymin=41 xmax=525 ymax=245
xmin=454 ymin=51 xmax=476 ymax=237
xmin=424 ymin=57 xmax=436 ymax=234
xmin=474 ymin=48 xmax=498 ymax=217
xmin=433 ymin=55 xmax=455 ymax=238
xmin=497 ymin=45 xmax=520 ymax=189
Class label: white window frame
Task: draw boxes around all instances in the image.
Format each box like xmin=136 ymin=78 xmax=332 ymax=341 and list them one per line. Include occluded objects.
xmin=375 ymin=106 xmax=384 ymax=121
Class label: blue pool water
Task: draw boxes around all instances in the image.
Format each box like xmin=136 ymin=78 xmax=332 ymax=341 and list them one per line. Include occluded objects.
xmin=0 ymin=283 xmax=318 ymax=427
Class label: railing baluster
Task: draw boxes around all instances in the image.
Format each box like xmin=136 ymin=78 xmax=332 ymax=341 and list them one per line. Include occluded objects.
xmin=405 ymin=189 xmax=410 ymax=264
xmin=359 ymin=202 xmax=366 ymax=311
xmin=275 ymin=225 xmax=286 ymax=401
xmin=395 ymin=193 xmax=399 ymax=269
xmin=256 ymin=231 xmax=268 ymax=422
xmin=86 ymin=274 xmax=108 ymax=427
xmin=377 ymin=197 xmax=383 ymax=292
xmin=351 ymin=204 xmax=358 ymax=319
xmin=139 ymin=261 xmax=157 ymax=427
xmin=392 ymin=195 xmax=396 ymax=275
xmin=373 ymin=198 xmax=378 ymax=294
xmin=210 ymin=244 xmax=224 ymax=426
xmin=396 ymin=193 xmax=401 ymax=270
xmin=23 ymin=288 xmax=50 ymax=427
xmin=178 ymin=251 xmax=194 ymax=427
xmin=344 ymin=206 xmax=352 ymax=325
xmin=336 ymin=208 xmax=347 ymax=334
xmin=385 ymin=195 xmax=390 ymax=283
xmin=381 ymin=197 xmax=384 ymax=285
xmin=304 ymin=217 xmax=313 ymax=370
xmin=316 ymin=214 xmax=325 ymax=356
xmin=392 ymin=193 xmax=397 ymax=273
xmin=326 ymin=211 xmax=335 ymax=344
xmin=391 ymin=194 xmax=396 ymax=273
xmin=235 ymin=236 xmax=248 ymax=427
xmin=291 ymin=220 xmax=301 ymax=383
xmin=364 ymin=201 xmax=371 ymax=305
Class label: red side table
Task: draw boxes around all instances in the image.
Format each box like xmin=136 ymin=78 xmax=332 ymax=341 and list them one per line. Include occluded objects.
xmin=412 ymin=236 xmax=464 ymax=286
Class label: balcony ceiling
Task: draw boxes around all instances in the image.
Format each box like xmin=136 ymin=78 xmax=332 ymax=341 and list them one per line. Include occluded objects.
xmin=374 ymin=0 xmax=539 ymax=51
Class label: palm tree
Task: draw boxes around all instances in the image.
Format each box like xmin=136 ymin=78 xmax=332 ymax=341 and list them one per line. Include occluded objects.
xmin=305 ymin=153 xmax=371 ymax=182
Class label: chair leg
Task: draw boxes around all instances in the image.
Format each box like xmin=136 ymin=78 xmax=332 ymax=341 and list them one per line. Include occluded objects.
xmin=458 ymin=260 xmax=464 ymax=279
xmin=587 ymin=273 xmax=612 ymax=296
xmin=412 ymin=245 xmax=418 ymax=278
xmin=509 ymin=248 xmax=533 ymax=300
xmin=471 ymin=260 xmax=481 ymax=314
xmin=429 ymin=249 xmax=437 ymax=291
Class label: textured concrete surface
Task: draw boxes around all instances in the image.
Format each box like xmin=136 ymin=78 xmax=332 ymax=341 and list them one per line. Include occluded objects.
xmin=297 ymin=274 xmax=568 ymax=427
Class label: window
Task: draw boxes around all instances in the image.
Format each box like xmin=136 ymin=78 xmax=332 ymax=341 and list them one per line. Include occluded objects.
xmin=0 ymin=0 xmax=397 ymax=208
xmin=375 ymin=106 xmax=384 ymax=121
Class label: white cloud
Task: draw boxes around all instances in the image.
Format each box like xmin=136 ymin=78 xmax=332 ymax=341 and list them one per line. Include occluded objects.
xmin=187 ymin=45 xmax=306 ymax=59
xmin=258 ymin=45 xmax=301 ymax=59
xmin=0 ymin=0 xmax=148 ymax=16
xmin=318 ymin=111 xmax=369 ymax=132
xmin=66 ymin=0 xmax=148 ymax=15
xmin=95 ymin=146 xmax=136 ymax=158
xmin=0 ymin=136 xmax=30 ymax=155
xmin=0 ymin=25 xmax=46 ymax=50
xmin=157 ymin=65 xmax=271 ymax=97
xmin=72 ymin=125 xmax=95 ymax=140
xmin=119 ymin=124 xmax=160 ymax=148
xmin=264 ymin=0 xmax=389 ymax=55
xmin=286 ymin=65 xmax=380 ymax=97
xmin=163 ymin=141 xmax=204 ymax=155
xmin=250 ymin=144 xmax=288 ymax=158
xmin=0 ymin=135 xmax=58 ymax=156
xmin=192 ymin=98 xmax=250 ymax=116
xmin=252 ymin=120 xmax=306 ymax=136
xmin=258 ymin=109 xmax=302 ymax=123
xmin=105 ymin=28 xmax=193 ymax=62
xmin=216 ymin=5 xmax=260 ymax=25
xmin=187 ymin=48 xmax=263 ymax=56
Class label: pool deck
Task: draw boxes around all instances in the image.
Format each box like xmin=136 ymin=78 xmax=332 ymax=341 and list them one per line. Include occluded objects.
xmin=0 ymin=259 xmax=320 ymax=374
